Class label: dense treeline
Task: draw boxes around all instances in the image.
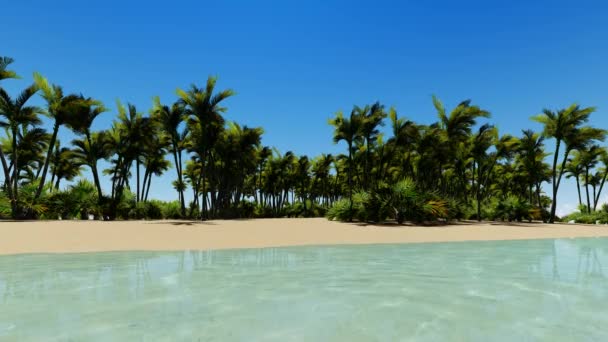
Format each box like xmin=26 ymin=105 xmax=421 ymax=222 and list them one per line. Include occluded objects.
xmin=1 ymin=56 xmax=606 ymax=223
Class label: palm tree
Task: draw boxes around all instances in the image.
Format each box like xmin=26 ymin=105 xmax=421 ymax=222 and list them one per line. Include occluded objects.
xmin=578 ymin=145 xmax=602 ymax=213
xmin=517 ymin=130 xmax=551 ymax=215
xmin=177 ymin=76 xmax=235 ymax=219
xmin=49 ymin=143 xmax=82 ymax=190
xmin=70 ymin=98 xmax=106 ymax=201
xmin=104 ymin=101 xmax=146 ymax=219
xmin=435 ymin=96 xmax=491 ymax=144
xmin=152 ymin=97 xmax=188 ymax=216
xmin=329 ymin=109 xmax=362 ymax=221
xmin=593 ymin=149 xmax=608 ymax=211
xmin=0 ymin=84 xmax=41 ymax=218
xmin=564 ymin=152 xmax=584 ymax=207
xmin=0 ymin=57 xmax=19 ymax=81
xmin=470 ymin=124 xmax=497 ymax=220
xmin=358 ymin=102 xmax=386 ymax=190
xmin=71 ymin=131 xmax=111 ymax=204
xmin=532 ymin=104 xmax=605 ymax=222
xmin=32 ymin=73 xmax=98 ymax=203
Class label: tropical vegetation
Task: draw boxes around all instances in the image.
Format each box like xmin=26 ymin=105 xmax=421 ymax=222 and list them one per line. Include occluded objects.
xmin=1 ymin=56 xmax=606 ymax=223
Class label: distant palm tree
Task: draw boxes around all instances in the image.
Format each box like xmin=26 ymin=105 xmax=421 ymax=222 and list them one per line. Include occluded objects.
xmin=578 ymin=145 xmax=602 ymax=213
xmin=49 ymin=142 xmax=82 ymax=190
xmin=532 ymin=104 xmax=605 ymax=222
xmin=565 ymin=152 xmax=584 ymax=207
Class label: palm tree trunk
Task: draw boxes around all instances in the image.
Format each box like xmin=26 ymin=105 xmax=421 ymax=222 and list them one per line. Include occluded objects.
xmin=347 ymin=144 xmax=353 ymax=222
xmin=585 ymin=168 xmax=591 ymax=213
xmin=172 ymin=148 xmax=185 ymax=216
xmin=34 ymin=121 xmax=59 ymax=202
xmin=136 ymin=159 xmax=140 ymax=203
xmin=576 ymin=175 xmax=582 ymax=206
xmin=0 ymin=145 xmax=15 ymax=214
xmin=12 ymin=127 xmax=19 ymax=218
xmin=50 ymin=169 xmax=56 ymax=190
xmin=593 ymin=170 xmax=608 ymax=211
xmin=145 ymin=171 xmax=153 ymax=202
xmin=201 ymin=164 xmax=207 ymax=220
xmin=549 ymin=140 xmax=561 ymax=223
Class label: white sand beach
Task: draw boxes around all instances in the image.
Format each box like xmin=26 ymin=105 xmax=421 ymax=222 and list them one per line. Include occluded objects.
xmin=1 ymin=218 xmax=608 ymax=255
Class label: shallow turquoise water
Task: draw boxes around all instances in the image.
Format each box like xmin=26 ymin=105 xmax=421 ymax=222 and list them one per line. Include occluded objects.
xmin=1 ymin=238 xmax=608 ymax=341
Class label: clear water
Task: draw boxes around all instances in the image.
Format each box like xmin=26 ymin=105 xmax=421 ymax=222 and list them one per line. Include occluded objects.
xmin=1 ymin=238 xmax=608 ymax=341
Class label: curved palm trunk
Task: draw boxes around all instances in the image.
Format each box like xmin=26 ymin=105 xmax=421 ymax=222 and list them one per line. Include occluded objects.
xmin=593 ymin=170 xmax=608 ymax=211
xmin=34 ymin=121 xmax=59 ymax=202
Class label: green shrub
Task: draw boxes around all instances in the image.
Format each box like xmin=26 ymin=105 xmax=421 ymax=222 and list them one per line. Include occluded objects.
xmin=160 ymin=201 xmax=182 ymax=219
xmin=492 ymin=196 xmax=533 ymax=222
xmin=326 ymin=198 xmax=356 ymax=221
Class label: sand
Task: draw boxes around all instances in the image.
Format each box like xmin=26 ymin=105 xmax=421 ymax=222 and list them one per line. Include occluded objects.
xmin=1 ymin=218 xmax=608 ymax=255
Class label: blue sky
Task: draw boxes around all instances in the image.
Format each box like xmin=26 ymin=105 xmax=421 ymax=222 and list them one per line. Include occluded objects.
xmin=3 ymin=0 xmax=608 ymax=215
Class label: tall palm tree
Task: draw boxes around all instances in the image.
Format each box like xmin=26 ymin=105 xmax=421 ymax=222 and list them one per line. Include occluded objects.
xmin=532 ymin=104 xmax=605 ymax=222
xmin=578 ymin=145 xmax=602 ymax=213
xmin=329 ymin=109 xmax=362 ymax=221
xmin=358 ymin=102 xmax=386 ymax=190
xmin=517 ymin=129 xmax=551 ymax=215
xmin=32 ymin=73 xmax=98 ymax=202
xmin=177 ymin=76 xmax=234 ymax=219
xmin=152 ymin=97 xmax=188 ymax=216
xmin=70 ymin=98 xmax=106 ymax=201
xmin=0 ymin=84 xmax=41 ymax=218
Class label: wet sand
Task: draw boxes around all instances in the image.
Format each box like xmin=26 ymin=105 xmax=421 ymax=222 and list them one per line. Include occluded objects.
xmin=1 ymin=218 xmax=607 ymax=255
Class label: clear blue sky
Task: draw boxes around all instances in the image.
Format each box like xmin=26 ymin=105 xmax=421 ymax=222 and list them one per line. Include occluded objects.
xmin=4 ymin=0 xmax=608 ymax=215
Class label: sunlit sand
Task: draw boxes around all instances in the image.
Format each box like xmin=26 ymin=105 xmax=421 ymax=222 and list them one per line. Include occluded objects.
xmin=1 ymin=218 xmax=608 ymax=255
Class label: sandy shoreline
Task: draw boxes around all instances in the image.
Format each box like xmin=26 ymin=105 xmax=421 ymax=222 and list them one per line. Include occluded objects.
xmin=1 ymin=218 xmax=608 ymax=255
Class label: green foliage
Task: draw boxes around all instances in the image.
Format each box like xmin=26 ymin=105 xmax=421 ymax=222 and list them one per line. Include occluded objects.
xmin=7 ymin=55 xmax=608 ymax=225
xmin=326 ymin=179 xmax=448 ymax=224
xmin=160 ymin=201 xmax=182 ymax=219
xmin=129 ymin=201 xmax=164 ymax=220
xmin=0 ymin=191 xmax=11 ymax=218
xmin=561 ymin=211 xmax=608 ymax=224
xmin=238 ymin=200 xmax=256 ymax=218
xmin=326 ymin=198 xmax=357 ymax=221
xmin=390 ymin=179 xmax=448 ymax=223
xmin=491 ymin=196 xmax=533 ymax=222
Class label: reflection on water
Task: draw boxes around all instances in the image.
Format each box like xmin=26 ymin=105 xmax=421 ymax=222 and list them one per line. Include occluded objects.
xmin=1 ymin=238 xmax=608 ymax=341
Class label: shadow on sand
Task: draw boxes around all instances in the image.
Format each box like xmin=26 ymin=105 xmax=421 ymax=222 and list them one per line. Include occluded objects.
xmin=349 ymin=220 xmax=548 ymax=228
xmin=146 ymin=220 xmax=218 ymax=226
